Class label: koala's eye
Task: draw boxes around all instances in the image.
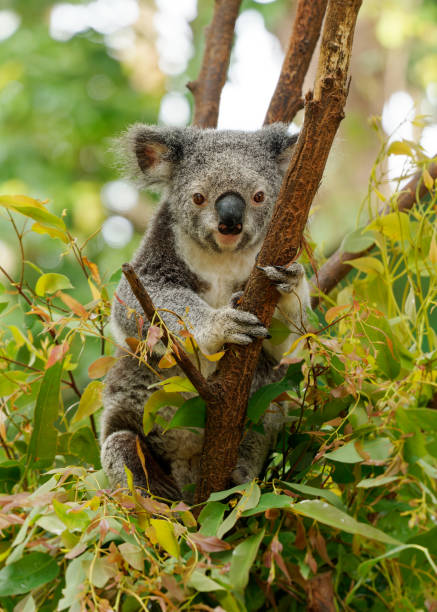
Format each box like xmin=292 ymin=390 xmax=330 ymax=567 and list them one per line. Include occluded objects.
xmin=253 ymin=191 xmax=265 ymax=204
xmin=192 ymin=193 xmax=205 ymax=205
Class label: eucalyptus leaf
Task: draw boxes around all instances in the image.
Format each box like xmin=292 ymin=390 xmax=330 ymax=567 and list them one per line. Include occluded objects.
xmin=27 ymin=359 xmax=63 ymax=468
xmin=0 ymin=552 xmax=59 ymax=596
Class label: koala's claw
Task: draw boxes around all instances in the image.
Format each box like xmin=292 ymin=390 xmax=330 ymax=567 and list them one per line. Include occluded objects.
xmin=258 ymin=262 xmax=304 ymax=294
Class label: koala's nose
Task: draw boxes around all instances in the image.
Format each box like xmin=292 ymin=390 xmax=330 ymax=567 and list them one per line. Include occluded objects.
xmin=215 ymin=192 xmax=245 ymax=235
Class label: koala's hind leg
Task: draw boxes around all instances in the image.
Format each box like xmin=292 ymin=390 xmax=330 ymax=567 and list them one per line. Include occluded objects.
xmin=100 ymin=353 xmax=181 ymax=500
xmin=101 ymin=430 xmax=181 ymax=499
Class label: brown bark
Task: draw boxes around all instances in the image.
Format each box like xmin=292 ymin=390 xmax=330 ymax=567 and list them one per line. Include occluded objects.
xmin=188 ymin=0 xmax=242 ymax=128
xmin=310 ymin=160 xmax=437 ymax=308
xmin=121 ymin=264 xmax=219 ymax=405
xmin=195 ymin=0 xmax=363 ymax=503
xmin=264 ymin=0 xmax=328 ymax=125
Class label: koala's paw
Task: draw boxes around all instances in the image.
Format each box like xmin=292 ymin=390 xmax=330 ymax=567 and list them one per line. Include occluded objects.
xmin=258 ymin=262 xmax=305 ymax=294
xmin=199 ymin=307 xmax=269 ymax=351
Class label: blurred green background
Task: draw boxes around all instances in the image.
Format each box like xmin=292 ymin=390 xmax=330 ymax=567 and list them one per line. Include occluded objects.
xmin=0 ymin=0 xmax=436 ymax=289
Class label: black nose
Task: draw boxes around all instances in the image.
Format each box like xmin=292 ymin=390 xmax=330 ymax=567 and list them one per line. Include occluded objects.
xmin=215 ymin=192 xmax=245 ymax=235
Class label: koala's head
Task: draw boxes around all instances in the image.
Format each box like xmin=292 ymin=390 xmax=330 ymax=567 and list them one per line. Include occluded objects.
xmin=117 ymin=124 xmax=297 ymax=253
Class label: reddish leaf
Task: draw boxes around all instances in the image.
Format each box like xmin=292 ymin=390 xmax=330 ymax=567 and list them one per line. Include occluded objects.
xmin=46 ymin=342 xmax=69 ymax=369
xmin=189 ymin=532 xmax=231 ymax=553
xmin=58 ymin=292 xmax=88 ymax=318
xmin=88 ymin=356 xmax=117 ymax=379
xmin=146 ymin=325 xmax=163 ymax=351
xmin=82 ymin=256 xmax=101 ymax=284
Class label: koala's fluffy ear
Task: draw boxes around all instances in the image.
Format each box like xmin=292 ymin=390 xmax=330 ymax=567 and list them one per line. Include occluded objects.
xmin=262 ymin=123 xmax=298 ymax=174
xmin=115 ymin=124 xmax=184 ymax=188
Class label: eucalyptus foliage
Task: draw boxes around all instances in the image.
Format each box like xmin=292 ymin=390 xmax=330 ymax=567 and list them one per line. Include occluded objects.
xmin=0 ymin=142 xmax=436 ymax=610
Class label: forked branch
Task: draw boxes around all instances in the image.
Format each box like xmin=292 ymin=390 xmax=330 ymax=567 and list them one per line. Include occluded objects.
xmin=195 ymin=0 xmax=363 ymax=503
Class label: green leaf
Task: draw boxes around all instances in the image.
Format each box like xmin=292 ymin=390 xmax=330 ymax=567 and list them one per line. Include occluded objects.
xmin=208 ymin=481 xmax=253 ymax=502
xmin=217 ymin=482 xmax=261 ymax=539
xmin=341 ymin=227 xmax=375 ymax=253
xmin=357 ymin=476 xmax=399 ymax=488
xmin=188 ymin=570 xmax=226 ymax=592
xmin=0 ymin=370 xmax=29 ymax=396
xmin=247 ymin=381 xmax=290 ymax=423
xmin=31 ymin=222 xmax=68 ymax=243
xmin=247 ymin=364 xmax=302 ymax=423
xmin=229 ymin=529 xmax=265 ymax=592
xmin=118 ymin=543 xmax=144 ymax=571
xmin=157 ymin=376 xmax=196 ymax=393
xmin=345 ymin=256 xmax=384 ymax=276
xmin=293 ymin=500 xmax=400 ymax=545
xmin=27 ymin=359 xmax=63 ymax=468
xmin=387 ymin=140 xmax=413 ymax=156
xmin=198 ymin=501 xmax=227 ymax=537
xmin=166 ymin=396 xmax=206 ymax=430
xmin=397 ymin=408 xmax=437 ymax=431
xmin=35 ymin=273 xmax=73 ymax=296
xmin=268 ymin=317 xmax=291 ymax=345
xmin=241 ymin=492 xmax=293 ymax=516
xmin=0 ymin=195 xmax=65 ymax=230
xmin=149 ymin=519 xmax=180 ymax=557
xmin=324 ymin=438 xmax=393 ymax=464
xmin=142 ymin=390 xmax=184 ymax=435
xmin=279 ymin=482 xmax=345 ymax=510
xmin=0 ymin=552 xmax=59 ymax=596
xmin=367 ymin=212 xmax=411 ymax=241
xmin=52 ymin=499 xmax=90 ymax=532
xmin=0 ymin=301 xmax=8 ymax=314
xmin=72 ymin=381 xmax=103 ymax=423
xmin=69 ymin=427 xmax=101 ymax=468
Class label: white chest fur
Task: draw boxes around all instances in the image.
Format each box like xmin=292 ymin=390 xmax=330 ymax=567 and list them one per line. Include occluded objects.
xmin=175 ymin=230 xmax=258 ymax=308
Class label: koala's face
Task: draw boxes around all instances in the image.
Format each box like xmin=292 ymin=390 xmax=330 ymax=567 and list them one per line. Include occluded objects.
xmin=119 ymin=124 xmax=297 ymax=253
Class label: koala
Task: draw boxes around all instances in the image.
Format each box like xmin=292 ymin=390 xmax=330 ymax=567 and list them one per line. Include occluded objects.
xmin=100 ymin=124 xmax=310 ymax=502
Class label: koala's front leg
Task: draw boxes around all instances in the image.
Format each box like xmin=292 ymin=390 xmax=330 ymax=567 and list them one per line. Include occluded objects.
xmin=259 ymin=262 xmax=310 ymax=362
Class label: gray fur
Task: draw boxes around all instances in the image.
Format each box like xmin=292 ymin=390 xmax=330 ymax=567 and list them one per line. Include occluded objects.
xmin=101 ymin=124 xmax=310 ymax=502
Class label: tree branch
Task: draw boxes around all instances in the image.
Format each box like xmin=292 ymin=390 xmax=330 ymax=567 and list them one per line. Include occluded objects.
xmin=121 ymin=264 xmax=219 ymax=405
xmin=188 ymin=0 xmax=242 ymax=128
xmin=195 ymin=0 xmax=363 ymax=503
xmin=264 ymin=0 xmax=328 ymax=125
xmin=310 ymin=160 xmax=437 ymax=308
